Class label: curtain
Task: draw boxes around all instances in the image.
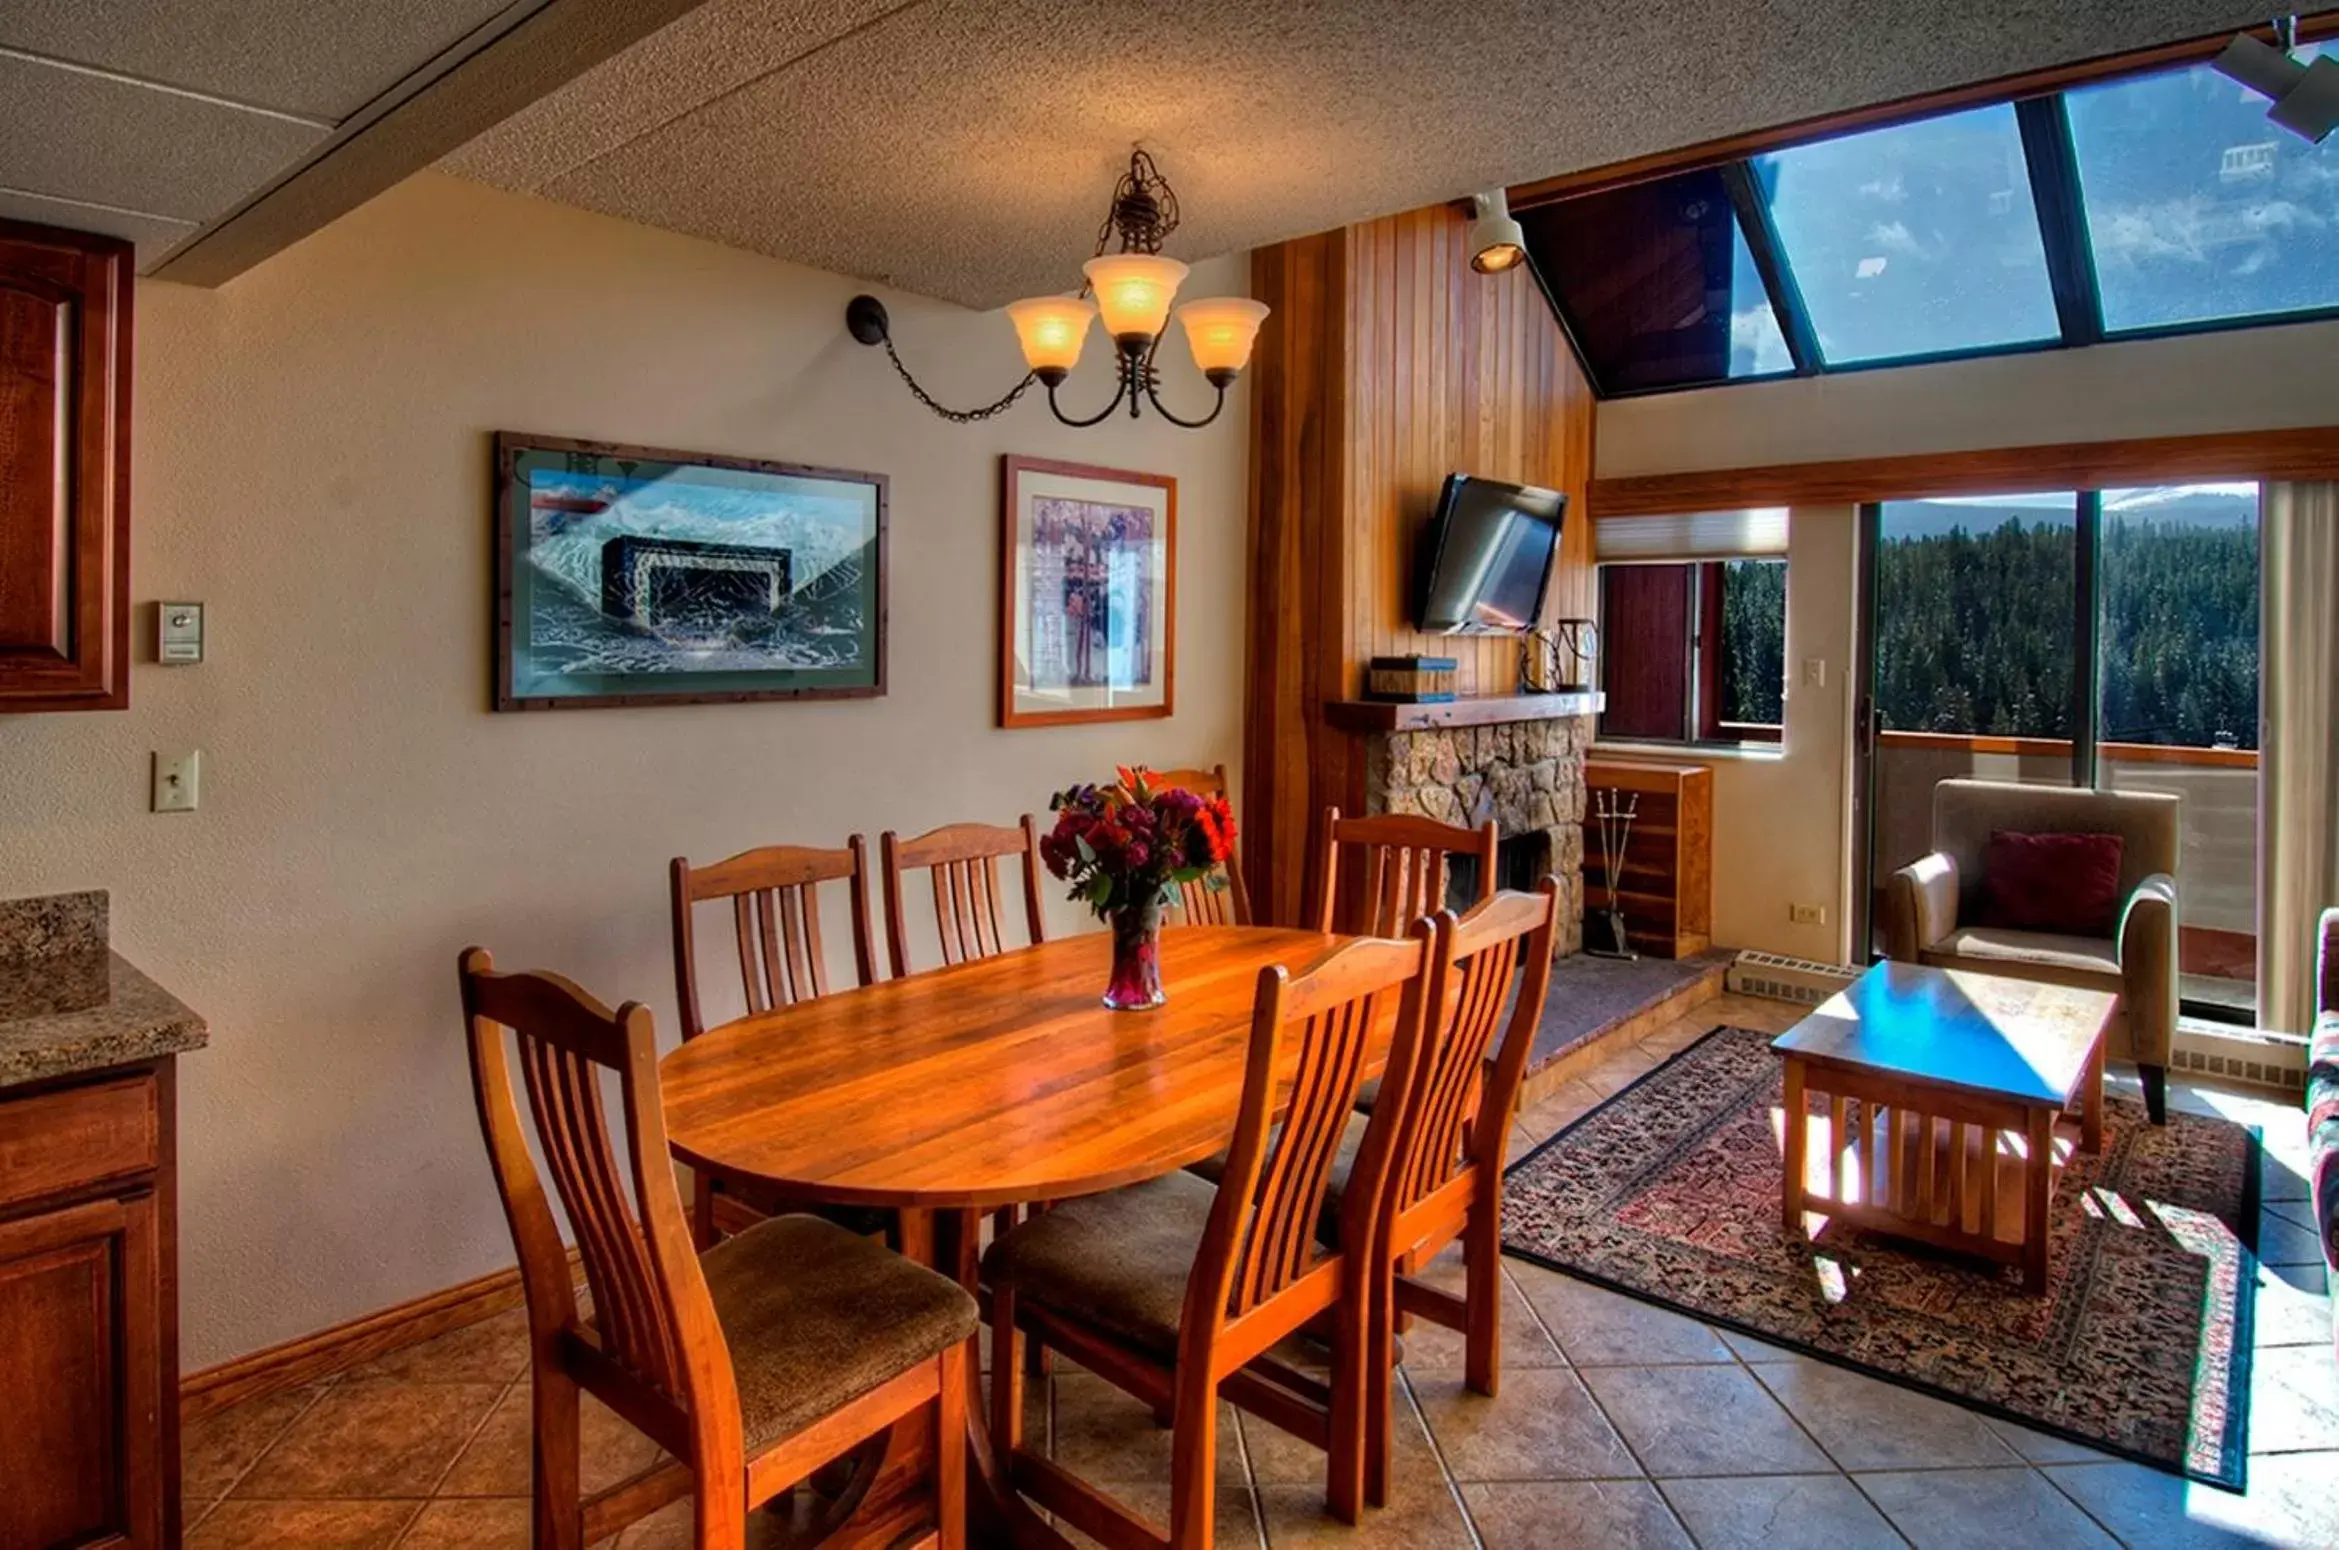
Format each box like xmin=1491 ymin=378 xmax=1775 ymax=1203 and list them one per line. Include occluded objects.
xmin=2257 ymin=480 xmax=2339 ymax=1035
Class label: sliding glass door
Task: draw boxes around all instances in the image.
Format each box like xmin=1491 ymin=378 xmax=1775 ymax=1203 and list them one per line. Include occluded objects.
xmin=1856 ymin=485 xmax=2261 ymax=1021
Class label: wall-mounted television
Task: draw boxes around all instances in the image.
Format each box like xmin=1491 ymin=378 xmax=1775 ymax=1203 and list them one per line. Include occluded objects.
xmin=1415 ymin=474 xmax=1566 ymax=634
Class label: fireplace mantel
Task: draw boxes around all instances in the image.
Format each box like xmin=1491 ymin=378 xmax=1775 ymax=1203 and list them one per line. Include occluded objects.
xmin=1324 ymin=691 xmax=1604 ymax=734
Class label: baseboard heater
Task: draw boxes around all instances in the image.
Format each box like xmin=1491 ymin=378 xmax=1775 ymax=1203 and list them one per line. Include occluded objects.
xmin=1727 ymin=951 xmax=1861 ymax=1006
xmin=2170 ymin=1022 xmax=2307 ymax=1093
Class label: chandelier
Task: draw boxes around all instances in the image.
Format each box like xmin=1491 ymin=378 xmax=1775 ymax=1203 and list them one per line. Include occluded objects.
xmin=844 ymin=150 xmax=1270 ymax=428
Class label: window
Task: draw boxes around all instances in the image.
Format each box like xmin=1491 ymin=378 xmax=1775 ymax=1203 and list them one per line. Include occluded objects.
xmin=1519 ymin=166 xmax=1795 ymax=394
xmin=1753 ymin=104 xmax=2061 ymax=366
xmin=1597 ymin=559 xmax=1786 ymax=744
xmin=2067 ymin=44 xmax=2339 ymax=333
xmin=1873 ymin=494 xmax=2077 ymax=737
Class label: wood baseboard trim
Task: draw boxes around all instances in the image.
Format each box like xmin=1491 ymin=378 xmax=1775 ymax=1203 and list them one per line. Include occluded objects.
xmin=181 ymin=1257 xmax=560 ymax=1423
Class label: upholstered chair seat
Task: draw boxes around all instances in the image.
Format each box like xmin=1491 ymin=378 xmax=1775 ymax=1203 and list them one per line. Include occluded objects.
xmin=980 ymin=1173 xmax=1220 ymax=1358
xmin=1885 ymin=779 xmax=2179 ymax=1123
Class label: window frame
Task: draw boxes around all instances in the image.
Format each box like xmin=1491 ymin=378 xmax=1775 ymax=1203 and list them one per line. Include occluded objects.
xmin=1597 ymin=557 xmax=1785 ymax=748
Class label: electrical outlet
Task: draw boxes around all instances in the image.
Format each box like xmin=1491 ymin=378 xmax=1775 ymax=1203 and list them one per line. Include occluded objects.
xmin=152 ymin=751 xmax=200 ymax=813
xmin=1788 ymin=902 xmax=1827 ymax=926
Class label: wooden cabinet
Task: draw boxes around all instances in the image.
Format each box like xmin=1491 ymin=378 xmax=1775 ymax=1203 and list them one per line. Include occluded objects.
xmin=1582 ymin=760 xmax=1713 ymax=958
xmin=0 ymin=219 xmax=134 ymax=712
xmin=0 ymin=1062 xmax=177 ymax=1548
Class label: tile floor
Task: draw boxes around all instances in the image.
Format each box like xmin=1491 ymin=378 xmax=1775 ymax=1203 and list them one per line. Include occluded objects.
xmin=182 ymin=993 xmax=2336 ymax=1548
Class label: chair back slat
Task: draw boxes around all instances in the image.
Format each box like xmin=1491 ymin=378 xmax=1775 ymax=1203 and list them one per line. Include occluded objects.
xmin=672 ymin=841 xmax=874 ymax=1038
xmin=882 ymin=818 xmax=1048 ymax=977
xmin=1316 ymin=808 xmax=1497 ymax=938
xmin=460 ymin=951 xmax=728 ymax=1425
xmin=1190 ymin=934 xmax=1429 ymax=1331
xmin=1152 ymin=764 xmax=1250 ymax=926
xmin=1386 ymin=881 xmax=1561 ymax=1220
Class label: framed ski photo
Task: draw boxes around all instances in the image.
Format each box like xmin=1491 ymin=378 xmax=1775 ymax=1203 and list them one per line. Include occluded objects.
xmin=493 ymin=433 xmax=886 ymax=711
xmin=998 ymin=455 xmax=1176 ymax=729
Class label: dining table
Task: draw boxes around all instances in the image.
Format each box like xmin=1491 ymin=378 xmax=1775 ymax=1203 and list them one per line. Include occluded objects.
xmin=658 ymin=922 xmax=1382 ymax=1548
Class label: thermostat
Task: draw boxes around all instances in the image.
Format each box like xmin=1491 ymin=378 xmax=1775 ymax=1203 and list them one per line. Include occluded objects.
xmin=158 ymin=602 xmax=204 ymax=664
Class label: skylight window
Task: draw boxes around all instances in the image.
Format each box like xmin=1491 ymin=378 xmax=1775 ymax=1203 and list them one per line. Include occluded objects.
xmin=1752 ymin=104 xmax=2062 ymax=366
xmin=2066 ymin=44 xmax=2339 ymax=332
xmin=1517 ymin=166 xmax=1796 ymax=395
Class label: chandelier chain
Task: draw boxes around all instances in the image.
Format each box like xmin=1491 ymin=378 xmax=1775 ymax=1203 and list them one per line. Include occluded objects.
xmin=878 ymin=332 xmax=1035 ymax=423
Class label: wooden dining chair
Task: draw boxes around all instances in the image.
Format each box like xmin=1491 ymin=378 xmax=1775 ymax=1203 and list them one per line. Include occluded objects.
xmin=458 ymin=948 xmax=975 ymax=1550
xmin=669 ymin=840 xmax=882 ymax=1248
xmin=879 ymin=817 xmax=1048 ymax=978
xmin=1355 ymin=880 xmax=1557 ymax=1506
xmin=983 ymin=931 xmax=1433 ymax=1547
xmin=1150 ymin=764 xmax=1251 ymax=926
xmin=1313 ymin=807 xmax=1497 ymax=938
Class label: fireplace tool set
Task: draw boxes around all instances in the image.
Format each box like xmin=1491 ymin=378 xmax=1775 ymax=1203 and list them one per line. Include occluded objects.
xmin=1586 ymin=786 xmax=1639 ymax=960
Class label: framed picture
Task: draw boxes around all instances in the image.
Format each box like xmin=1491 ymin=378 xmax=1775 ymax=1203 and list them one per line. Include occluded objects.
xmin=494 ymin=432 xmax=886 ymax=711
xmin=998 ymin=455 xmax=1176 ymax=728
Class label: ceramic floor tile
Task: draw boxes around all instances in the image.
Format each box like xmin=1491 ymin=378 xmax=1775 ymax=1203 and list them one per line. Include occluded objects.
xmin=1854 ymin=1467 xmax=2116 ymax=1548
xmin=2259 ymin=1149 xmax=2311 ymax=1204
xmin=1580 ymin=1049 xmax=1664 ymax=1099
xmin=1254 ymin=1481 xmax=1474 ymax=1548
xmin=1508 ymin=1268 xmax=1733 ymax=1366
xmin=1043 ymin=1477 xmax=1265 ymax=1550
xmin=2248 ymin=1352 xmax=2339 ymax=1453
xmin=345 ymin=1310 xmax=531 ymax=1387
xmin=235 ymin=1379 xmax=506 ymax=1500
xmin=187 ymin=1498 xmax=420 ymax=1548
xmin=181 ymin=1385 xmax=331 ymax=1499
xmin=1579 ymin=1365 xmax=1832 ymax=1478
xmin=1979 ymin=1415 xmax=2111 ymax=1466
xmin=2257 ymin=1210 xmax=2326 ymax=1269
xmin=437 ymin=1385 xmax=663 ymax=1498
xmin=611 ymin=1498 xmax=797 ymax=1549
xmin=1050 ymin=1372 xmax=1244 ymax=1486
xmin=1712 ymin=1326 xmax=1797 ymax=1364
xmin=2044 ymin=1453 xmax=2339 ymax=1549
xmin=1392 ymin=1272 xmax=1567 ymax=1372
xmin=1749 ymin=1355 xmax=2020 ymax=1470
xmin=1656 ymin=1474 xmax=1905 ymax=1550
xmin=1513 ymin=1081 xmax=1604 ymax=1145
xmin=1462 ymin=1479 xmax=1695 ymax=1549
xmin=1408 ymin=1367 xmax=1640 ymax=1482
xmin=1637 ymin=1021 xmax=1721 ymax=1059
xmin=2251 ymin=1264 xmax=2333 ymax=1349
xmin=396 ymin=1496 xmax=533 ymax=1547
xmin=1236 ymin=1381 xmax=1442 ymax=1487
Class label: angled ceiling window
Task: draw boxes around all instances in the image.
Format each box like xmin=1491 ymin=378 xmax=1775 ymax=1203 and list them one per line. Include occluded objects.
xmin=1751 ymin=104 xmax=2061 ymax=366
xmin=2066 ymin=43 xmax=2339 ymax=333
xmin=1516 ymin=167 xmax=1795 ymax=395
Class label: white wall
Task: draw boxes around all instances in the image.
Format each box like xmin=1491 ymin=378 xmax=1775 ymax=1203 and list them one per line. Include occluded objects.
xmin=0 ymin=173 xmax=1252 ymax=1369
xmin=1597 ymin=318 xmax=2339 ymax=477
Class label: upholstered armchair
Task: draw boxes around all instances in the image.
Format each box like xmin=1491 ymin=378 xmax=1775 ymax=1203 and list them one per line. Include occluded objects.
xmin=1884 ymin=779 xmax=2180 ymax=1123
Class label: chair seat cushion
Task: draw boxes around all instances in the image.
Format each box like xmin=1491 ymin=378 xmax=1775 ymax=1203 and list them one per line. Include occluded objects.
xmin=703 ymin=1214 xmax=977 ymax=1453
xmin=1922 ymin=926 xmax=2123 ymax=991
xmin=1353 ymin=1075 xmax=1384 ymax=1115
xmin=982 ymin=1172 xmax=1220 ymax=1357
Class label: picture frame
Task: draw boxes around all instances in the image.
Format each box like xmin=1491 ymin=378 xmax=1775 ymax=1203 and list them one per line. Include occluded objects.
xmin=998 ymin=455 xmax=1177 ymax=729
xmin=493 ymin=432 xmax=886 ymax=712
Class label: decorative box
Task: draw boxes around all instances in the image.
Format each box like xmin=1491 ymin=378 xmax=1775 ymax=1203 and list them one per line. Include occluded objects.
xmin=1364 ymin=655 xmax=1458 ymax=703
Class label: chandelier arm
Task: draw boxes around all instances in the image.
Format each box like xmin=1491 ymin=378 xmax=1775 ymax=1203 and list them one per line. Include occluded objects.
xmin=1044 ymin=366 xmax=1136 ymax=428
xmin=879 ymin=333 xmax=1036 ymax=423
xmin=1140 ymin=374 xmax=1230 ymax=430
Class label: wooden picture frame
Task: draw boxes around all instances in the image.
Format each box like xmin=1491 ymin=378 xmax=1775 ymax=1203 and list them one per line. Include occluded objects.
xmin=493 ymin=432 xmax=887 ymax=712
xmin=997 ymin=455 xmax=1176 ymax=729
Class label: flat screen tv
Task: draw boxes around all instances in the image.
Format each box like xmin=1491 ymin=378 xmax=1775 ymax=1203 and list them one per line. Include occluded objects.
xmin=1415 ymin=474 xmax=1565 ymax=634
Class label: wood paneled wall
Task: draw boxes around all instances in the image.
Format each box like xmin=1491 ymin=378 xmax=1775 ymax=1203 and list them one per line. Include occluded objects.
xmin=1243 ymin=204 xmax=1597 ymax=923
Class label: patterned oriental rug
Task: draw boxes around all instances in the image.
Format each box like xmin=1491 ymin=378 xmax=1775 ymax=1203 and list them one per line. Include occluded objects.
xmin=1503 ymin=1026 xmax=2260 ymax=1487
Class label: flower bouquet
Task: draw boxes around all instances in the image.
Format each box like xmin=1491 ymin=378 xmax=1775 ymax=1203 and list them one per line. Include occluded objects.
xmin=1041 ymin=766 xmax=1238 ymax=1009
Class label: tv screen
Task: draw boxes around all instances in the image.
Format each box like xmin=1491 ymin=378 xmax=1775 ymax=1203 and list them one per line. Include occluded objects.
xmin=1416 ymin=475 xmax=1565 ymax=634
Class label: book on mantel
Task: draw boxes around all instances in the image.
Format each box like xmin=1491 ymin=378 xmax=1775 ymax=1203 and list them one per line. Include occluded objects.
xmin=1364 ymin=656 xmax=1458 ymax=702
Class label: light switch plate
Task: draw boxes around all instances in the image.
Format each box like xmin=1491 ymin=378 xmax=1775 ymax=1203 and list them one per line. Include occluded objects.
xmin=1789 ymin=902 xmax=1827 ymax=926
xmin=1801 ymin=657 xmax=1827 ymax=688
xmin=153 ymin=751 xmax=200 ymax=813
xmin=158 ymin=602 xmax=204 ymax=664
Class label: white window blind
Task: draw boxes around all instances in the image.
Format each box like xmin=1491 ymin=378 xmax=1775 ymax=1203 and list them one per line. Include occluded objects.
xmin=1594 ymin=508 xmax=1789 ymax=562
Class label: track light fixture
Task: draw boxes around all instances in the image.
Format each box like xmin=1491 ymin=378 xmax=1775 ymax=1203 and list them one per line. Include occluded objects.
xmin=2212 ymin=16 xmax=2339 ymax=144
xmin=1465 ymin=188 xmax=1527 ymax=274
xmin=844 ymin=150 xmax=1268 ymax=429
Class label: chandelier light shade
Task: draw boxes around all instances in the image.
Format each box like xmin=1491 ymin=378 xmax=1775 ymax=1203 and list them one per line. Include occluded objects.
xmin=1174 ymin=297 xmax=1271 ymax=382
xmin=845 ymin=149 xmax=1266 ymax=428
xmin=1005 ymin=296 xmax=1096 ymax=378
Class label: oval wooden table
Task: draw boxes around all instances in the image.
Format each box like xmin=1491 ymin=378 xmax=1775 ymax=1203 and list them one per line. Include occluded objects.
xmin=659 ymin=924 xmax=1374 ymax=1548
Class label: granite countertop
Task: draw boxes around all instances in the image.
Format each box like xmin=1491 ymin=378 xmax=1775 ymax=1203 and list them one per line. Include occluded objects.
xmin=0 ymin=891 xmax=208 ymax=1090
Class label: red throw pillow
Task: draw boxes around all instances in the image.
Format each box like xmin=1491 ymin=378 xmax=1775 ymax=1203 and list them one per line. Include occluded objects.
xmin=1979 ymin=830 xmax=2126 ymax=937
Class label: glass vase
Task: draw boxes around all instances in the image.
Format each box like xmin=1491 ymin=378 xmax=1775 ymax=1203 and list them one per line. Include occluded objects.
xmin=1101 ymin=897 xmax=1166 ymax=1010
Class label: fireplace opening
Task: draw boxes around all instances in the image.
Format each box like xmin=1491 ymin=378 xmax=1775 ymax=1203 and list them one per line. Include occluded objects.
xmin=1448 ymin=831 xmax=1551 ymax=911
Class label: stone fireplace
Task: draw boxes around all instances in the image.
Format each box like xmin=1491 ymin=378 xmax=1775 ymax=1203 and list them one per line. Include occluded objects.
xmin=1361 ymin=713 xmax=1595 ymax=955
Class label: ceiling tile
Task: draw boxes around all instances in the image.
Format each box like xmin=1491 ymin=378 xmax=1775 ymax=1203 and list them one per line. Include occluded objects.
xmin=0 ymin=0 xmax=520 ymax=122
xmin=0 ymin=54 xmax=324 ymax=222
xmin=463 ymin=0 xmax=2266 ymax=308
xmin=0 ymin=187 xmax=197 ymax=265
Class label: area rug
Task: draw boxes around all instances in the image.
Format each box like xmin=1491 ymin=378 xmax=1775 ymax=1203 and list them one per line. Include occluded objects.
xmin=1503 ymin=1026 xmax=2260 ymax=1487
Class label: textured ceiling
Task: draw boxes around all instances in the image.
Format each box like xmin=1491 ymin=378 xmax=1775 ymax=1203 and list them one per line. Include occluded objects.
xmin=443 ymin=0 xmax=2269 ymax=309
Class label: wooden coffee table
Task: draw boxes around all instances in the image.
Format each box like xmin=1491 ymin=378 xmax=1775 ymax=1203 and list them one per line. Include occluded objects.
xmin=1772 ymin=962 xmax=2117 ymax=1293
